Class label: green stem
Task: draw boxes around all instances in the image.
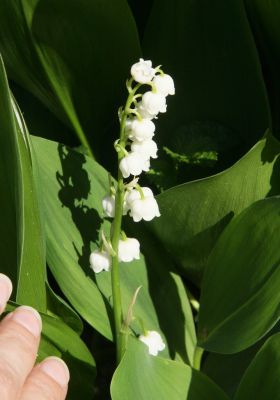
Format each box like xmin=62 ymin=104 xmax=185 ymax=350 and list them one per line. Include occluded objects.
xmin=193 ymin=346 xmax=204 ymax=370
xmin=110 ymin=179 xmax=125 ymax=364
xmin=110 ymin=81 xmax=141 ymax=364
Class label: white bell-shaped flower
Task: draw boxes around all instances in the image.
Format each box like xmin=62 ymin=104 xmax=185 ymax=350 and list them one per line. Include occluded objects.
xmin=89 ymin=250 xmax=111 ymax=273
xmin=102 ymin=194 xmax=115 ymax=217
xmin=130 ymin=58 xmax=155 ymax=84
xmin=153 ymin=74 xmax=175 ymax=96
xmin=137 ymin=103 xmax=156 ymax=120
xmin=126 ymin=187 xmax=160 ymax=222
xmin=141 ymin=91 xmax=167 ymax=116
xmin=126 ymin=118 xmax=155 ymax=142
xmin=118 ymin=237 xmax=140 ymax=262
xmin=131 ymin=139 xmax=158 ymax=160
xmin=139 ymin=330 xmax=165 ymax=356
xmin=119 ymin=152 xmax=150 ymax=178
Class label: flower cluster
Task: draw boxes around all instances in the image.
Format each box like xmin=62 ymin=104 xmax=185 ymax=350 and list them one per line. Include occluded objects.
xmin=89 ymin=59 xmax=173 ymax=358
xmin=120 ymin=59 xmax=175 ymax=180
xmin=90 ymin=59 xmax=174 ymax=276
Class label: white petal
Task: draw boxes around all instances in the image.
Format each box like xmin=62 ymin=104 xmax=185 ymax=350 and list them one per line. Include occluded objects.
xmin=142 ymin=92 xmax=167 ymax=115
xmin=119 ymin=153 xmax=149 ymax=178
xmin=131 ymin=139 xmax=158 ymax=159
xmin=139 ymin=330 xmax=165 ymax=356
xmin=153 ymin=74 xmax=175 ymax=96
xmin=102 ymin=195 xmax=115 ymax=217
xmin=128 ymin=118 xmax=155 ymax=142
xmin=118 ymin=237 xmax=140 ymax=262
xmin=131 ymin=58 xmax=155 ymax=84
xmin=89 ymin=250 xmax=111 ymax=273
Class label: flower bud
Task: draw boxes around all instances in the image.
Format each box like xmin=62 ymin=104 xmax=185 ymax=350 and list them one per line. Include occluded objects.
xmin=130 ymin=58 xmax=155 ymax=84
xmin=131 ymin=139 xmax=158 ymax=160
xmin=141 ymin=91 xmax=167 ymax=115
xmin=118 ymin=237 xmax=140 ymax=262
xmin=119 ymin=152 xmax=150 ymax=178
xmin=139 ymin=330 xmax=165 ymax=356
xmin=126 ymin=118 xmax=155 ymax=142
xmin=102 ymin=195 xmax=115 ymax=217
xmin=153 ymin=74 xmax=175 ymax=96
xmin=89 ymin=250 xmax=111 ymax=273
xmin=126 ymin=187 xmax=160 ymax=222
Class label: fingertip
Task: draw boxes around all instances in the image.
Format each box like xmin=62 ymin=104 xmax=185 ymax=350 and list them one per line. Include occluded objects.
xmin=0 ymin=274 xmax=13 ymax=312
xmin=10 ymin=306 xmax=42 ymax=338
xmin=39 ymin=356 xmax=70 ymax=387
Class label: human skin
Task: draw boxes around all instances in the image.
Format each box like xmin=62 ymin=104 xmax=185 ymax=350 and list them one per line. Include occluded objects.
xmin=0 ymin=273 xmax=69 ymax=399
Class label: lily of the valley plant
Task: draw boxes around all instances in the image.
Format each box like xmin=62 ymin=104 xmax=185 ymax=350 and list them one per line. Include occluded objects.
xmin=89 ymin=58 xmax=175 ymax=363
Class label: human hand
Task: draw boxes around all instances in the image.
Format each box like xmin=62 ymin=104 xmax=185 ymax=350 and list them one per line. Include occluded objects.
xmin=0 ymin=273 xmax=69 ymax=399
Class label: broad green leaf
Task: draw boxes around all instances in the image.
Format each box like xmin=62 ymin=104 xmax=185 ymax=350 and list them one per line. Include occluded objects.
xmin=0 ymin=55 xmax=46 ymax=310
xmin=150 ymin=134 xmax=280 ymax=285
xmin=143 ymin=0 xmax=271 ymax=165
xmin=0 ymin=0 xmax=141 ymax=157
xmin=120 ymin=223 xmax=196 ymax=364
xmin=12 ymin=98 xmax=46 ymax=311
xmin=0 ymin=55 xmax=19 ymax=287
xmin=6 ymin=303 xmax=95 ymax=400
xmin=245 ymin=0 xmax=280 ymax=134
xmin=198 ymin=197 xmax=280 ymax=353
xmin=32 ymin=136 xmax=195 ymax=362
xmin=202 ymin=319 xmax=280 ymax=397
xmin=202 ymin=343 xmax=262 ymax=397
xmin=32 ymin=137 xmax=112 ymax=340
xmin=111 ymin=338 xmax=228 ymax=400
xmin=234 ymin=333 xmax=280 ymax=400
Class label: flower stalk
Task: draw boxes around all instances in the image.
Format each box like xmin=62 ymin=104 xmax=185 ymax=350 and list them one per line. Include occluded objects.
xmin=110 ymin=84 xmax=141 ymax=363
xmin=89 ymin=58 xmax=175 ymax=363
xmin=110 ymin=185 xmax=125 ymax=363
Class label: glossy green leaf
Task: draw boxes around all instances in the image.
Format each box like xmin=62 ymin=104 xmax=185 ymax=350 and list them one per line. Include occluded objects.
xmin=245 ymin=0 xmax=280 ymax=134
xmin=150 ymin=134 xmax=280 ymax=284
xmin=111 ymin=338 xmax=228 ymax=400
xmin=0 ymin=56 xmax=19 ymax=287
xmin=12 ymin=97 xmax=46 ymax=311
xmin=143 ymin=0 xmax=271 ymax=162
xmin=202 ymin=319 xmax=280 ymax=398
xmin=32 ymin=136 xmax=112 ymax=340
xmin=31 ymin=135 xmax=195 ymax=362
xmin=202 ymin=319 xmax=280 ymax=397
xmin=198 ymin=197 xmax=280 ymax=353
xmin=120 ymin=223 xmax=196 ymax=364
xmin=0 ymin=0 xmax=141 ymax=157
xmin=6 ymin=303 xmax=95 ymax=400
xmin=202 ymin=344 xmax=261 ymax=397
xmin=234 ymin=333 xmax=280 ymax=400
xmin=0 ymin=55 xmax=46 ymax=310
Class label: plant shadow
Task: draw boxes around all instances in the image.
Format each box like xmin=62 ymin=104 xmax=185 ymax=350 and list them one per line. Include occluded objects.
xmin=56 ymin=144 xmax=101 ymax=275
xmin=56 ymin=143 xmax=115 ymax=338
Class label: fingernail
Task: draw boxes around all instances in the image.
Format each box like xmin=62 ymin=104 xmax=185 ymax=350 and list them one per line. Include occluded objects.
xmin=11 ymin=306 xmax=42 ymax=337
xmin=39 ymin=357 xmax=70 ymax=387
xmin=0 ymin=274 xmax=13 ymax=311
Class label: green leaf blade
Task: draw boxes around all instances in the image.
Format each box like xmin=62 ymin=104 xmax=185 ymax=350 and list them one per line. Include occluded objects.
xmin=150 ymin=134 xmax=280 ymax=284
xmin=0 ymin=55 xmax=46 ymax=311
xmin=198 ymin=197 xmax=280 ymax=353
xmin=111 ymin=339 xmax=228 ymax=400
xmin=234 ymin=333 xmax=280 ymax=400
